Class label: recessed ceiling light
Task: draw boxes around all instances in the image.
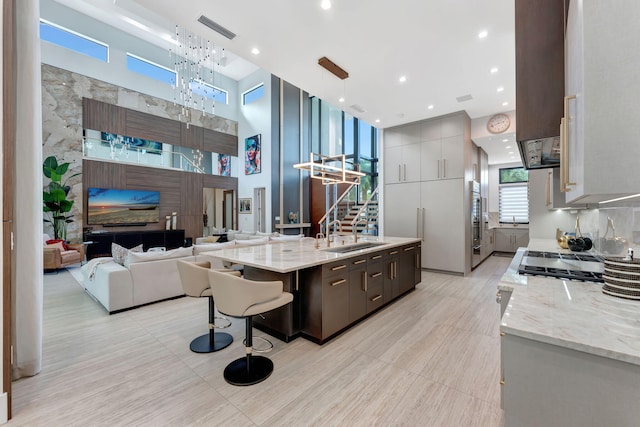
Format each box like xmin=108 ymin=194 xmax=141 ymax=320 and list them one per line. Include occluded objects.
xmin=478 ymin=30 xmax=488 ymax=39
xmin=321 ymin=0 xmax=331 ymax=10
xmin=375 ymin=119 xmax=380 ymax=123
xmin=251 ymin=48 xmax=260 ymax=55
xmin=508 ymin=151 xmax=514 ymax=155
xmin=399 ymin=76 xmax=407 ymax=83
xmin=427 ymin=104 xmax=434 ymax=110
xmin=338 ymin=97 xmax=345 ymax=103
xmin=503 ymin=139 xmax=509 ymax=143
xmin=505 ymin=145 xmax=511 ymax=149
xmin=490 ymin=67 xmax=498 ymax=74
xmin=497 ymin=86 xmax=504 ymax=93
xmin=502 ymin=101 xmax=509 ymax=106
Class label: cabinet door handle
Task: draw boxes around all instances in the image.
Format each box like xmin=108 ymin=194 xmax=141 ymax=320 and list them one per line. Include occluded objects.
xmin=331 ymin=264 xmax=347 ymax=271
xmin=371 ymin=255 xmax=382 ymax=260
xmin=363 ymin=272 xmax=368 ymax=292
xmin=422 ymin=208 xmax=425 ymax=241
xmin=416 ymin=208 xmax=420 ymax=238
xmin=562 ymin=95 xmax=577 ymax=191
xmin=443 ymin=158 xmax=447 ymax=178
xmin=371 ymin=272 xmax=382 ymax=278
xmin=353 ymin=259 xmax=366 ymax=265
xmin=371 ymin=295 xmax=382 ymax=302
xmin=389 ymin=263 xmax=394 ymax=279
xmin=389 ymin=250 xmax=399 ymax=255
xmin=437 ymin=159 xmax=440 ymax=178
xmin=404 ymin=246 xmax=415 ymax=252
xmin=403 ymin=164 xmax=407 ymax=181
xmin=394 ymin=261 xmax=397 ymax=279
xmin=331 ymin=278 xmax=346 ymax=287
xmin=398 ymin=164 xmax=402 ymax=181
xmin=416 ymin=252 xmax=420 ymax=268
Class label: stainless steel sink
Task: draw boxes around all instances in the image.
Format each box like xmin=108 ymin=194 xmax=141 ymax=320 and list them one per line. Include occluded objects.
xmin=321 ymin=242 xmax=386 ymax=253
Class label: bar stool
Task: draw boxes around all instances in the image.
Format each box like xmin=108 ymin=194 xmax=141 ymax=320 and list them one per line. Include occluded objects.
xmin=208 ymin=269 xmax=293 ymax=386
xmin=177 ymin=260 xmax=237 ymax=353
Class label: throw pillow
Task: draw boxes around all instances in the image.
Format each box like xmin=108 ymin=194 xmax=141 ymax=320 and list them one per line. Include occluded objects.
xmin=203 ymin=235 xmax=220 ymax=243
xmin=46 ymin=239 xmax=68 ymax=250
xmin=46 ymin=241 xmax=67 ymax=252
xmin=112 ymin=242 xmax=143 ymax=265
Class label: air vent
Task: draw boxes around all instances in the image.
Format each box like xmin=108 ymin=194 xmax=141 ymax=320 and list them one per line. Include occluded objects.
xmin=197 ymin=15 xmax=236 ymax=40
xmin=456 ymin=94 xmax=473 ymax=102
xmin=350 ymin=104 xmax=366 ymax=113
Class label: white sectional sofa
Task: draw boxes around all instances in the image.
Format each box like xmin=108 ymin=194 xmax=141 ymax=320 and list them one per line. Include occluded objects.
xmin=81 ymin=234 xmax=303 ymax=314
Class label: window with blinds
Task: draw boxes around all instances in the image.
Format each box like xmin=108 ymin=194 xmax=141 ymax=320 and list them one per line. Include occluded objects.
xmin=499 ymin=184 xmax=529 ymax=223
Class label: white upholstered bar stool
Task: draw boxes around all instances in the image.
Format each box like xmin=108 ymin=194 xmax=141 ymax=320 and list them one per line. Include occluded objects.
xmin=177 ymin=260 xmax=237 ymax=353
xmin=208 ymin=269 xmax=293 ymax=386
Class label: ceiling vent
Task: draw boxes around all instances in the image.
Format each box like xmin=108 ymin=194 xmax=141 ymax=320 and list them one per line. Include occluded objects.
xmin=350 ymin=104 xmax=366 ymax=113
xmin=456 ymin=94 xmax=473 ymax=102
xmin=197 ymin=15 xmax=236 ymax=40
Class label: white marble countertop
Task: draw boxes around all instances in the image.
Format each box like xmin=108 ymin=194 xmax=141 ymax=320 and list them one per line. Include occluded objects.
xmin=202 ymin=236 xmax=421 ymax=274
xmin=499 ymin=238 xmax=640 ymax=365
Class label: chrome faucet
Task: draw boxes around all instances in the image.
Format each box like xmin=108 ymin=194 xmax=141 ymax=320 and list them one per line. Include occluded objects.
xmin=353 ymin=217 xmax=369 ymax=243
xmin=315 ymin=232 xmax=325 ymax=249
xmin=326 ymin=220 xmax=342 ymax=247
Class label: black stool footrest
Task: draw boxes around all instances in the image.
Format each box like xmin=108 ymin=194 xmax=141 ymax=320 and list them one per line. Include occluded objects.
xmin=190 ymin=332 xmax=233 ymax=353
xmin=224 ymin=355 xmax=273 ymax=386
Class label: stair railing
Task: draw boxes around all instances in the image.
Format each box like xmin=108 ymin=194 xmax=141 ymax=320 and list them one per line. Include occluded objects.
xmin=318 ymin=182 xmax=357 ymax=234
xmin=349 ymin=186 xmax=380 ymax=233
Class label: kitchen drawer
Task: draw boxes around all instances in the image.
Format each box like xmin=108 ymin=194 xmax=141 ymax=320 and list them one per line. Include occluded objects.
xmin=367 ymin=251 xmax=385 ymax=264
xmin=366 ymin=268 xmax=385 ymax=313
xmin=322 ymin=259 xmax=350 ymax=277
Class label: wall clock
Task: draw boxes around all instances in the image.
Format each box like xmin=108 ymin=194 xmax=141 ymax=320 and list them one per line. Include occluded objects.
xmin=487 ymin=113 xmax=511 ymax=134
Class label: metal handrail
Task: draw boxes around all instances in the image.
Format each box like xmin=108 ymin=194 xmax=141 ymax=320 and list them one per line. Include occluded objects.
xmin=349 ymin=186 xmax=379 ymax=226
xmin=317 ymin=182 xmax=357 ymax=226
xmin=82 ymin=135 xmax=206 ymax=174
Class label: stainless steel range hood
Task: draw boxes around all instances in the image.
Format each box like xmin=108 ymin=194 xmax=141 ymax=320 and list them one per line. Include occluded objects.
xmin=517 ymin=136 xmax=561 ymax=169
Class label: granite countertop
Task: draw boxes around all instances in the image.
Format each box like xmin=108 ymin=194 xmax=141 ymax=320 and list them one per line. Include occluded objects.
xmin=202 ymin=236 xmax=421 ymax=274
xmin=499 ymin=238 xmax=640 ymax=366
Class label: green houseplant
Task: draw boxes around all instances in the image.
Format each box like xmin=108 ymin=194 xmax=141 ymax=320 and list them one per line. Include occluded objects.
xmin=43 ymin=156 xmax=81 ymax=241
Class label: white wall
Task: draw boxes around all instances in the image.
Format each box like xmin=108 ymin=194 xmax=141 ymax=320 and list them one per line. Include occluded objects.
xmin=237 ymin=70 xmax=272 ymax=232
xmin=528 ymin=169 xmax=579 ymax=239
xmin=40 ymin=0 xmax=239 ymax=122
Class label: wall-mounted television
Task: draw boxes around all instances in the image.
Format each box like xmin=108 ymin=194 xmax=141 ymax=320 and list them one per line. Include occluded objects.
xmin=87 ymin=187 xmax=160 ymax=225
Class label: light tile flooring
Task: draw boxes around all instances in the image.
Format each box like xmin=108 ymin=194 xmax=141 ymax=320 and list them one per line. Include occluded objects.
xmin=10 ymin=255 xmax=511 ymax=426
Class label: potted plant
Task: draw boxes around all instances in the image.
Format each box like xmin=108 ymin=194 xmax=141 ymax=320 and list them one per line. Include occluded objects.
xmin=43 ymin=156 xmax=81 ymax=241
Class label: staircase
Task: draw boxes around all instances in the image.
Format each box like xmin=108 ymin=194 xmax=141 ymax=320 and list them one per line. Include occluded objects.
xmin=319 ymin=185 xmax=379 ymax=236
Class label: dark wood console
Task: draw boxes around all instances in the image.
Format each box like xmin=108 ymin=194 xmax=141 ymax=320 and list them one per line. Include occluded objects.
xmin=83 ymin=229 xmax=185 ymax=260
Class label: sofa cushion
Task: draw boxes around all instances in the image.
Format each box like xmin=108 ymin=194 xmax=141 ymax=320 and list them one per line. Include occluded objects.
xmin=112 ymin=243 xmax=143 ymax=265
xmin=270 ymin=234 xmax=304 ymax=242
xmin=202 ymin=235 xmax=220 ymax=243
xmin=235 ymin=236 xmax=269 ymax=246
xmin=46 ymin=239 xmax=68 ymax=250
xmin=192 ymin=241 xmax=236 ymax=255
xmin=124 ymin=246 xmax=193 ymax=267
xmin=46 ymin=241 xmax=67 ymax=252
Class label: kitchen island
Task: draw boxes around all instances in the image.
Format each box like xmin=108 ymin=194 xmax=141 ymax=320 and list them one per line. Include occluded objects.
xmin=203 ymin=236 xmax=422 ymax=343
xmin=499 ymin=238 xmax=640 ymax=426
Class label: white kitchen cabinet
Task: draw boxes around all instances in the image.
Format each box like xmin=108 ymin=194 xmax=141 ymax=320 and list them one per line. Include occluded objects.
xmin=542 ymin=168 xmax=587 ymax=210
xmin=384 ymin=143 xmax=421 ymax=184
xmin=494 ymin=228 xmax=529 ymax=253
xmin=480 ymin=228 xmax=494 ymax=261
xmin=563 ymin=0 xmax=640 ymax=203
xmin=420 ymin=135 xmax=464 ymax=181
xmin=502 ymin=333 xmax=640 ymax=427
xmin=420 ymin=179 xmax=465 ymax=273
xmin=384 ymin=182 xmax=421 ymax=238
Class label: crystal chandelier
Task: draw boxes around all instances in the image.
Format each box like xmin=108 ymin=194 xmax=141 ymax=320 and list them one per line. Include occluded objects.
xmin=171 ymin=25 xmax=217 ymax=124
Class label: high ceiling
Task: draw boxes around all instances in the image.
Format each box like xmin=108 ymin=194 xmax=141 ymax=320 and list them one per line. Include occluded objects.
xmin=52 ymin=0 xmax=518 ymax=163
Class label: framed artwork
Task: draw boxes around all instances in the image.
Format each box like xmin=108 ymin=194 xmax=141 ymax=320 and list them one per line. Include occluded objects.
xmin=218 ymin=154 xmax=231 ymax=176
xmin=245 ymin=134 xmax=261 ymax=175
xmin=239 ymin=198 xmax=252 ymax=214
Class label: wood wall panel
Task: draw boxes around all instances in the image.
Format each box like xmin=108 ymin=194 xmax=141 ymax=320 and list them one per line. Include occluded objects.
xmin=180 ymin=122 xmax=203 ymax=149
xmin=82 ymin=98 xmax=125 ymax=134
xmin=181 ymin=173 xmax=202 ymax=216
xmin=83 ymin=159 xmax=126 ymax=189
xmin=125 ymin=109 xmax=181 ymax=144
xmin=202 ymin=175 xmax=238 ymax=191
xmin=203 ymin=128 xmax=237 ymax=156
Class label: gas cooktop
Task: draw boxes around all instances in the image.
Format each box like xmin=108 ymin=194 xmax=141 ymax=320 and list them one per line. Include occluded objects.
xmin=518 ymin=250 xmax=604 ymax=283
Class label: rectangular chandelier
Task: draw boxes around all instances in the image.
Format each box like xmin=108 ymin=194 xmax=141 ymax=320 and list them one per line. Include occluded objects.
xmin=293 ymin=153 xmax=365 ymax=184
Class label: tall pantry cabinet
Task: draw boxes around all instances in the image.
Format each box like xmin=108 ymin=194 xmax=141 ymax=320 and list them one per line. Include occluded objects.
xmin=383 ymin=112 xmax=474 ymax=275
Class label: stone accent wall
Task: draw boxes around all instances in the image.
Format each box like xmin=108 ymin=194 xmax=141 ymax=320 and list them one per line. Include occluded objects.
xmin=41 ymin=64 xmax=238 ymax=241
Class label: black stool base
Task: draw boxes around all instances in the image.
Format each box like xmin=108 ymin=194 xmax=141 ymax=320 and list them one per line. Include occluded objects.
xmin=224 ymin=355 xmax=273 ymax=386
xmin=189 ymin=332 xmax=233 ymax=353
